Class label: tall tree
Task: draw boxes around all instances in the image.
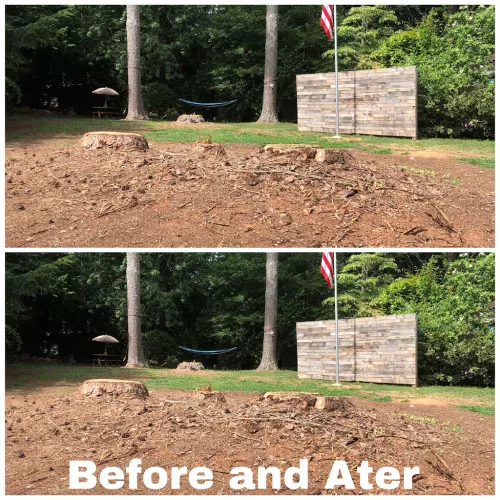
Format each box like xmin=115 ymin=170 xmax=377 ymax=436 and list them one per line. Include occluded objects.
xmin=126 ymin=252 xmax=145 ymax=367
xmin=257 ymin=252 xmax=279 ymax=370
xmin=125 ymin=5 xmax=147 ymax=120
xmin=257 ymin=5 xmax=279 ymax=122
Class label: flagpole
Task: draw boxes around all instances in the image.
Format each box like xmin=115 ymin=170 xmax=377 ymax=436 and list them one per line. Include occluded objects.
xmin=334 ymin=251 xmax=340 ymax=385
xmin=333 ymin=5 xmax=340 ymax=139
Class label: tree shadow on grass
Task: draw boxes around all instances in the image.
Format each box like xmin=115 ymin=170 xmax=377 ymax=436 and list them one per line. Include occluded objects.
xmin=5 ymin=362 xmax=151 ymax=395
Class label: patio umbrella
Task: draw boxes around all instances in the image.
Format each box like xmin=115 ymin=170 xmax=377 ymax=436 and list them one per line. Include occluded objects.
xmin=92 ymin=334 xmax=119 ymax=355
xmin=92 ymin=87 xmax=119 ymax=108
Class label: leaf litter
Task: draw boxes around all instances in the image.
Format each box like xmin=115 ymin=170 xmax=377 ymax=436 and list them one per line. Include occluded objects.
xmin=5 ymin=387 xmax=493 ymax=494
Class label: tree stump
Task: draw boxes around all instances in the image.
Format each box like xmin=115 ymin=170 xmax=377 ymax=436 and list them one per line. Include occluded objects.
xmin=79 ymin=379 xmax=148 ymax=398
xmin=261 ymin=391 xmax=319 ymax=409
xmin=177 ymin=114 xmax=205 ymax=123
xmin=261 ymin=144 xmax=319 ymax=162
xmin=262 ymin=144 xmax=320 ymax=153
xmin=260 ymin=145 xmax=350 ymax=165
xmin=314 ymin=148 xmax=345 ymax=164
xmin=314 ymin=396 xmax=354 ymax=412
xmin=177 ymin=361 xmax=205 ymax=371
xmin=193 ymin=385 xmax=226 ymax=402
xmin=261 ymin=392 xmax=353 ymax=412
xmin=80 ymin=132 xmax=149 ymax=151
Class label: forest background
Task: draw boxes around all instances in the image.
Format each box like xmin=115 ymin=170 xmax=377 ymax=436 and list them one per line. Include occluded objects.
xmin=5 ymin=252 xmax=495 ymax=387
xmin=5 ymin=4 xmax=495 ymax=138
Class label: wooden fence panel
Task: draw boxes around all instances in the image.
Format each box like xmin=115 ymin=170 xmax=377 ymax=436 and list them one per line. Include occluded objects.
xmin=296 ymin=67 xmax=417 ymax=139
xmin=296 ymin=314 xmax=418 ymax=385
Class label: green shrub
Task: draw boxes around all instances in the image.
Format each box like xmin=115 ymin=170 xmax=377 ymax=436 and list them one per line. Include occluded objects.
xmin=375 ymin=254 xmax=495 ymax=386
xmin=5 ymin=77 xmax=22 ymax=112
xmin=377 ymin=6 xmax=495 ymax=138
xmin=142 ymin=329 xmax=180 ymax=367
xmin=5 ymin=324 xmax=22 ymax=359
xmin=142 ymin=83 xmax=180 ymax=120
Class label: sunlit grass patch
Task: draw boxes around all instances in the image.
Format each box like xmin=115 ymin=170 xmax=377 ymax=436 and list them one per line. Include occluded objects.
xmin=456 ymin=404 xmax=494 ymax=416
xmin=455 ymin=157 xmax=495 ymax=169
xmin=5 ymin=364 xmax=495 ymax=411
xmin=369 ymin=147 xmax=393 ymax=155
xmin=5 ymin=116 xmax=495 ymax=160
xmin=368 ymin=395 xmax=393 ymax=402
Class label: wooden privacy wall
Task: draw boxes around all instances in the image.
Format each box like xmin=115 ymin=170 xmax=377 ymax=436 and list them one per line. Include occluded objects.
xmin=296 ymin=314 xmax=417 ymax=386
xmin=296 ymin=66 xmax=418 ymax=138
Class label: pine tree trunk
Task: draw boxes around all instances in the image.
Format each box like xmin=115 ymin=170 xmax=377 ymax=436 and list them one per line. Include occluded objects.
xmin=257 ymin=5 xmax=279 ymax=123
xmin=125 ymin=5 xmax=147 ymax=120
xmin=257 ymin=252 xmax=279 ymax=370
xmin=126 ymin=252 xmax=145 ymax=367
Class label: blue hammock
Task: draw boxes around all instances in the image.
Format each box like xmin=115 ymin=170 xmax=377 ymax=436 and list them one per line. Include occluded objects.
xmin=178 ymin=346 xmax=238 ymax=355
xmin=179 ymin=98 xmax=238 ymax=108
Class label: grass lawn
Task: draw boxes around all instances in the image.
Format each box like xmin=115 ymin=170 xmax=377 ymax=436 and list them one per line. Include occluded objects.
xmin=455 ymin=156 xmax=495 ymax=169
xmin=5 ymin=115 xmax=495 ymax=163
xmin=5 ymin=363 xmax=494 ymax=416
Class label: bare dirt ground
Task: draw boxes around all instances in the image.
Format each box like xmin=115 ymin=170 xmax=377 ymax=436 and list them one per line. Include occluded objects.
xmin=5 ymin=138 xmax=494 ymax=248
xmin=5 ymin=385 xmax=494 ymax=495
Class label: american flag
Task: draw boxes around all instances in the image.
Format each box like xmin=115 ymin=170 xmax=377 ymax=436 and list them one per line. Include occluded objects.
xmin=320 ymin=5 xmax=335 ymax=40
xmin=320 ymin=252 xmax=334 ymax=288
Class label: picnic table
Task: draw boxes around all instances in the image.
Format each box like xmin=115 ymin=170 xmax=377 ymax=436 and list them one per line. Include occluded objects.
xmin=92 ymin=106 xmax=122 ymax=119
xmin=92 ymin=353 xmax=122 ymax=366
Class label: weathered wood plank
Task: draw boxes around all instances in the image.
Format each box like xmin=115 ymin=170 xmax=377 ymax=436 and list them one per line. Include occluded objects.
xmin=296 ymin=67 xmax=417 ymax=139
xmin=296 ymin=314 xmax=417 ymax=385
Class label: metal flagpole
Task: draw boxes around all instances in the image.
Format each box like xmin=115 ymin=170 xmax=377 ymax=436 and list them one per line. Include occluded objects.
xmin=334 ymin=251 xmax=340 ymax=384
xmin=333 ymin=5 xmax=341 ymax=139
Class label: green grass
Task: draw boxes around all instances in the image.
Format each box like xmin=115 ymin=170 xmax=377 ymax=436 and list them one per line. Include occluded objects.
xmin=455 ymin=157 xmax=495 ymax=169
xmin=369 ymin=147 xmax=393 ymax=155
xmin=5 ymin=363 xmax=495 ymax=413
xmin=369 ymin=395 xmax=393 ymax=402
xmin=5 ymin=116 xmax=494 ymax=160
xmin=456 ymin=404 xmax=495 ymax=416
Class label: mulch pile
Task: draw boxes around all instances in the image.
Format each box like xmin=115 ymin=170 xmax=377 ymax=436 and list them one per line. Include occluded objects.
xmin=5 ymin=389 xmax=484 ymax=495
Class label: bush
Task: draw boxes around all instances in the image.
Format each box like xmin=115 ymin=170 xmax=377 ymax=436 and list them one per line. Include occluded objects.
xmin=377 ymin=6 xmax=495 ymax=138
xmin=142 ymin=83 xmax=180 ymax=120
xmin=5 ymin=324 xmax=22 ymax=359
xmin=142 ymin=329 xmax=180 ymax=367
xmin=375 ymin=254 xmax=495 ymax=386
xmin=5 ymin=77 xmax=22 ymax=112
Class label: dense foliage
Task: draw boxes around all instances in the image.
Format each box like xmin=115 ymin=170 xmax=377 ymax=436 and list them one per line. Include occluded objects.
xmin=376 ymin=6 xmax=495 ymax=138
xmin=5 ymin=5 xmax=494 ymax=137
xmin=5 ymin=252 xmax=494 ymax=386
xmin=375 ymin=254 xmax=495 ymax=386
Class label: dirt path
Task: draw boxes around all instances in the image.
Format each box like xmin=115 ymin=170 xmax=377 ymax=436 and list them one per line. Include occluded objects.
xmin=5 ymin=140 xmax=494 ymax=248
xmin=5 ymin=386 xmax=494 ymax=495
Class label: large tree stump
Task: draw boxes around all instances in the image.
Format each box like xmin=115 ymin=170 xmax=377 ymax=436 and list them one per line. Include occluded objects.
xmin=79 ymin=379 xmax=148 ymax=398
xmin=80 ymin=132 xmax=149 ymax=151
